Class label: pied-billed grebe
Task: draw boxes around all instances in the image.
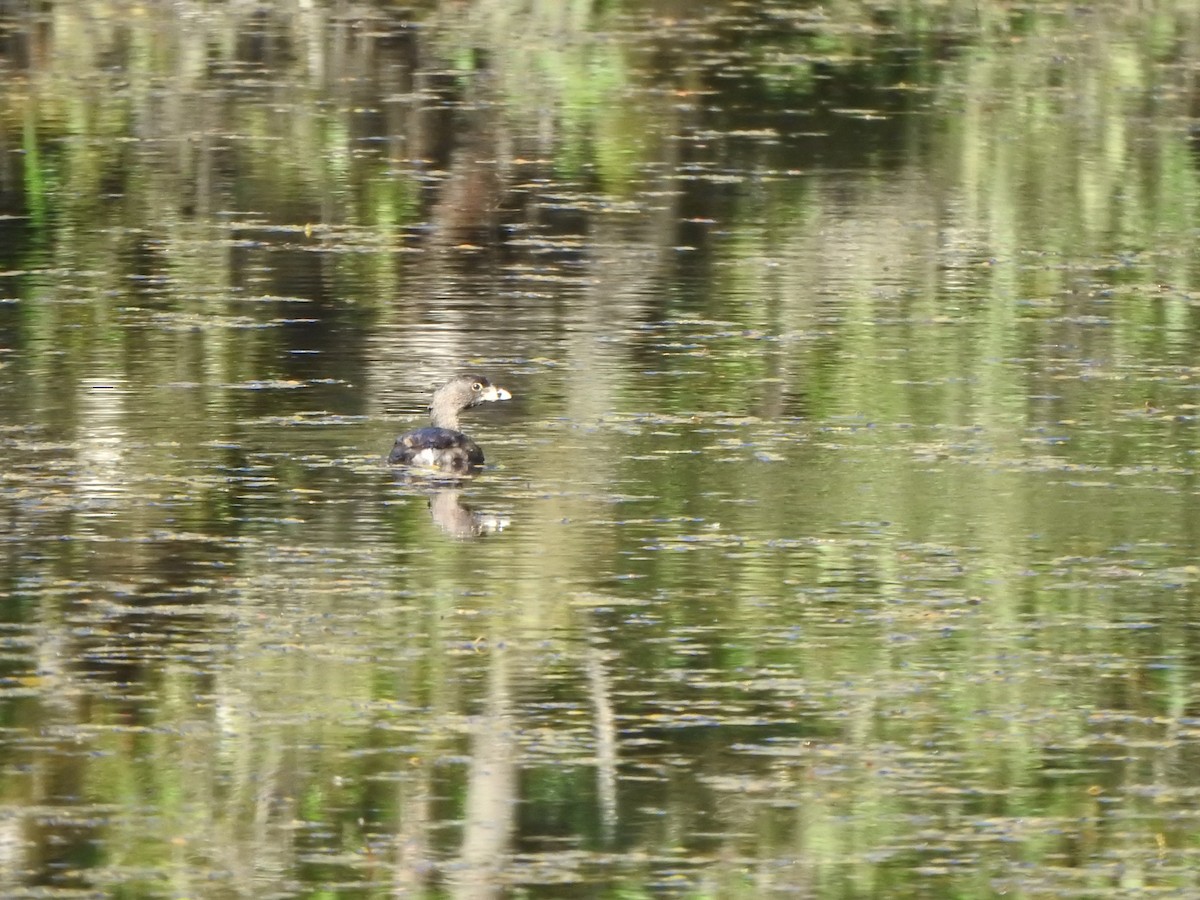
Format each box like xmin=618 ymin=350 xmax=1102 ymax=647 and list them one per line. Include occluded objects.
xmin=388 ymin=374 xmax=512 ymax=472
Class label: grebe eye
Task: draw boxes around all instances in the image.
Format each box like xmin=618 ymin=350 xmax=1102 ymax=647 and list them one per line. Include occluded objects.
xmin=472 ymin=382 xmax=482 ymax=391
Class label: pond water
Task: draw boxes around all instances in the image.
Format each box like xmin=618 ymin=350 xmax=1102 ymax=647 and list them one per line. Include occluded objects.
xmin=3 ymin=1 xmax=1200 ymax=897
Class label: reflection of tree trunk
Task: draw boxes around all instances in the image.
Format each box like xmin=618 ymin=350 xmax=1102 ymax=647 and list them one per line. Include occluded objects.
xmin=425 ymin=59 xmax=507 ymax=248
xmin=22 ymin=731 xmax=97 ymax=890
xmin=587 ymin=640 xmax=619 ymax=843
xmin=449 ymin=644 xmax=515 ymax=900
xmin=429 ymin=147 xmax=503 ymax=243
xmin=391 ymin=762 xmax=433 ymax=898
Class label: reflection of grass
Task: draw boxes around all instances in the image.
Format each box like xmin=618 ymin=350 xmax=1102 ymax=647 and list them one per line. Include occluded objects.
xmin=20 ymin=109 xmax=49 ymax=230
xmin=4 ymin=1 xmax=1197 ymax=249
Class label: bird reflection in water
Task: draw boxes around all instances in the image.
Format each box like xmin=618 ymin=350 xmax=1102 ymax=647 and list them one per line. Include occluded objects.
xmin=391 ymin=469 xmax=510 ymax=540
xmin=427 ymin=485 xmax=509 ymax=539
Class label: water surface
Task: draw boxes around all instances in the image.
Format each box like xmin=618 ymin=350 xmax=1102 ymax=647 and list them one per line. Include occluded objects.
xmin=2 ymin=2 xmax=1200 ymax=897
